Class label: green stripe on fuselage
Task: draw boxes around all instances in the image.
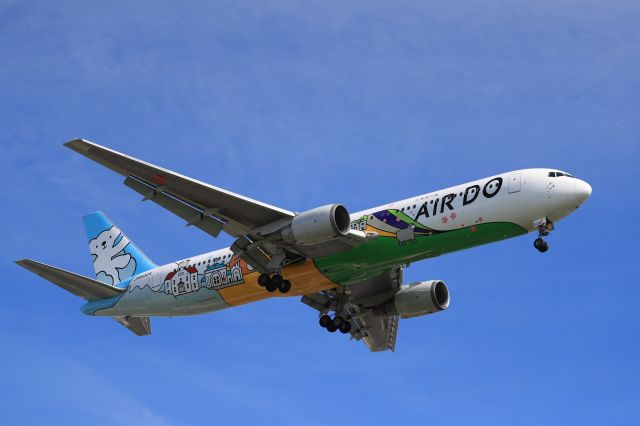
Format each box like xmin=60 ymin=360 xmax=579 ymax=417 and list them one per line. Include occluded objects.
xmin=314 ymin=222 xmax=527 ymax=285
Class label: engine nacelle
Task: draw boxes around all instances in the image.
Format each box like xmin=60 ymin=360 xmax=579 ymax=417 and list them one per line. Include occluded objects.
xmin=280 ymin=204 xmax=351 ymax=245
xmin=373 ymin=280 xmax=450 ymax=318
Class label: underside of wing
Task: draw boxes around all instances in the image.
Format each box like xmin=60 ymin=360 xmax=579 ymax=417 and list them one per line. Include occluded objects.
xmin=64 ymin=139 xmax=294 ymax=238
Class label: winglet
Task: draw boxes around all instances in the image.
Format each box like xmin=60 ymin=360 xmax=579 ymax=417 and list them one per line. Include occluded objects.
xmin=64 ymin=138 xmax=92 ymax=153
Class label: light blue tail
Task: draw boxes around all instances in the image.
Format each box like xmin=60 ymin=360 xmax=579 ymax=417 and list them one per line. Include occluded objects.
xmin=82 ymin=212 xmax=157 ymax=286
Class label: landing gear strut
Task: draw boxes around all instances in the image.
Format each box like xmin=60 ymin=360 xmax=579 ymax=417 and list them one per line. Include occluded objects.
xmin=533 ymin=218 xmax=553 ymax=253
xmin=257 ymin=273 xmax=291 ymax=293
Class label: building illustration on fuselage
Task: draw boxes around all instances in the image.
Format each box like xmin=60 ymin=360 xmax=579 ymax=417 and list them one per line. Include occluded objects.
xmin=161 ymin=258 xmax=249 ymax=297
xmin=203 ymin=261 xmax=243 ymax=289
xmin=163 ymin=262 xmax=199 ymax=296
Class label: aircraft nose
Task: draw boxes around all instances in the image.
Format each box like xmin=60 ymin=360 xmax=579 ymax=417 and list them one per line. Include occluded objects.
xmin=574 ymin=179 xmax=592 ymax=205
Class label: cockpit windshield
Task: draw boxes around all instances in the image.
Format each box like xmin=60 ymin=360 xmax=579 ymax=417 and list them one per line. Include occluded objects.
xmin=548 ymin=171 xmax=575 ymax=178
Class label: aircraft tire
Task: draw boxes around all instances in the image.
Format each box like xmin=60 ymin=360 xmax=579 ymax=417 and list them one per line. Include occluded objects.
xmin=265 ymin=280 xmax=279 ymax=292
xmin=271 ymin=274 xmax=283 ymax=287
xmin=534 ymin=238 xmax=549 ymax=253
xmin=319 ymin=314 xmax=332 ymax=328
xmin=332 ymin=316 xmax=344 ymax=328
xmin=279 ymin=279 xmax=291 ymax=293
xmin=258 ymin=273 xmax=270 ymax=287
xmin=326 ymin=324 xmax=338 ymax=333
xmin=339 ymin=321 xmax=352 ymax=334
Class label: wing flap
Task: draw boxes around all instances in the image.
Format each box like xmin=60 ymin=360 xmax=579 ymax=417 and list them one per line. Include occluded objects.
xmin=16 ymin=259 xmax=124 ymax=301
xmin=124 ymin=176 xmax=227 ymax=238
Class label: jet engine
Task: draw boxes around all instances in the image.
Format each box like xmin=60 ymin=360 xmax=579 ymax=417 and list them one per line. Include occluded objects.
xmin=373 ymin=280 xmax=450 ymax=318
xmin=280 ymin=204 xmax=351 ymax=245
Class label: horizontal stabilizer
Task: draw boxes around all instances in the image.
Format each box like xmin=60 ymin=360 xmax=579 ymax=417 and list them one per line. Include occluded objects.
xmin=113 ymin=316 xmax=151 ymax=336
xmin=16 ymin=259 xmax=124 ymax=301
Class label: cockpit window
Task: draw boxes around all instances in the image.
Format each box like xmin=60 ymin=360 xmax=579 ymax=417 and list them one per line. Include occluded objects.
xmin=548 ymin=171 xmax=576 ymax=178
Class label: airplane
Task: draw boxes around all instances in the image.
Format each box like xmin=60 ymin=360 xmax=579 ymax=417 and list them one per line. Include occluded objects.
xmin=16 ymin=139 xmax=592 ymax=351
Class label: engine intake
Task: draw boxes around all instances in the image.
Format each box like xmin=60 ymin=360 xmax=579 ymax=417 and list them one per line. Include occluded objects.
xmin=373 ymin=280 xmax=450 ymax=318
xmin=281 ymin=204 xmax=351 ymax=245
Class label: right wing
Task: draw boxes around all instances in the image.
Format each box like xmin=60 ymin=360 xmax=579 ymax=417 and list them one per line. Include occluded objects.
xmin=64 ymin=139 xmax=294 ymax=238
xmin=302 ymin=268 xmax=402 ymax=352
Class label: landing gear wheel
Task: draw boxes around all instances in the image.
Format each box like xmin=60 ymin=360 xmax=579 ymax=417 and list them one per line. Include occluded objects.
xmin=258 ymin=273 xmax=270 ymax=287
xmin=534 ymin=237 xmax=549 ymax=253
xmin=332 ymin=316 xmax=344 ymax=328
xmin=265 ymin=279 xmax=278 ymax=293
xmin=271 ymin=274 xmax=283 ymax=287
xmin=326 ymin=324 xmax=338 ymax=333
xmin=279 ymin=279 xmax=291 ymax=294
xmin=265 ymin=274 xmax=283 ymax=292
xmin=319 ymin=314 xmax=332 ymax=328
xmin=338 ymin=321 xmax=352 ymax=334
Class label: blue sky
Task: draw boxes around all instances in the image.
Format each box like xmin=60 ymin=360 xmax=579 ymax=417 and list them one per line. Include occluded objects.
xmin=1 ymin=1 xmax=639 ymax=424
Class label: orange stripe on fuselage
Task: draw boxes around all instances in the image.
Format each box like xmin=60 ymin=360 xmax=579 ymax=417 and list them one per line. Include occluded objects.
xmin=218 ymin=258 xmax=337 ymax=306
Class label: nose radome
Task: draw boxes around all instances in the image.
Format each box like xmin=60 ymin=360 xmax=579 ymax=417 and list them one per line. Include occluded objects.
xmin=575 ymin=179 xmax=592 ymax=205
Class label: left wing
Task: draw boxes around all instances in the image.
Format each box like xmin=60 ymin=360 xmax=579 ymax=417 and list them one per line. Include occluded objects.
xmin=65 ymin=139 xmax=370 ymax=274
xmin=302 ymin=268 xmax=402 ymax=352
xmin=64 ymin=139 xmax=294 ymax=238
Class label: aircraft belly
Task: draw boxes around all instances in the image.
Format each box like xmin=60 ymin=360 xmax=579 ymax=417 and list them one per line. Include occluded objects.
xmin=89 ymin=287 xmax=230 ymax=317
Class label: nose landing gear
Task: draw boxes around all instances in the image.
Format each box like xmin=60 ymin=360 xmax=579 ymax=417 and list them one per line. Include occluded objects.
xmin=533 ymin=218 xmax=554 ymax=253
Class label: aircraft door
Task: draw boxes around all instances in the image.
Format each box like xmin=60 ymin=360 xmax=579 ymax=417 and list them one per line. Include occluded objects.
xmin=508 ymin=173 xmax=521 ymax=193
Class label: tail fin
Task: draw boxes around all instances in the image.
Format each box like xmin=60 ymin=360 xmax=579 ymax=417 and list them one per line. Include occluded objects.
xmin=83 ymin=212 xmax=156 ymax=286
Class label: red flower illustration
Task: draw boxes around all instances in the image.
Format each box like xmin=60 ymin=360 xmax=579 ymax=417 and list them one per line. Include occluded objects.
xmin=441 ymin=217 xmax=448 ymax=223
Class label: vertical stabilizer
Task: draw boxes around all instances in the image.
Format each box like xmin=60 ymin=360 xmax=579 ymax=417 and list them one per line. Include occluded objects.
xmin=83 ymin=212 xmax=156 ymax=286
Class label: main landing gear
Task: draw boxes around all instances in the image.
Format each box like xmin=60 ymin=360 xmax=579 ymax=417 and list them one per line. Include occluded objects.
xmin=533 ymin=218 xmax=554 ymax=253
xmin=319 ymin=314 xmax=352 ymax=334
xmin=258 ymin=273 xmax=291 ymax=293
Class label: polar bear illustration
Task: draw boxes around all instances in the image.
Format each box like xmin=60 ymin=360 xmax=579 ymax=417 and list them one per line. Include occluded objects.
xmin=89 ymin=226 xmax=136 ymax=285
